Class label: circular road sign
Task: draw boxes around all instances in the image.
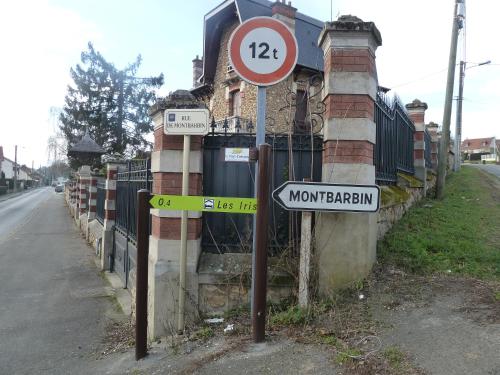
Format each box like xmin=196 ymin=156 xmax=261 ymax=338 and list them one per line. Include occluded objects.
xmin=228 ymin=16 xmax=298 ymax=86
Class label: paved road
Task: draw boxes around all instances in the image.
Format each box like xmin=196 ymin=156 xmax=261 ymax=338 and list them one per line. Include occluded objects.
xmin=467 ymin=163 xmax=500 ymax=179
xmin=0 ymin=187 xmax=53 ymax=239
xmin=0 ymin=189 xmax=118 ymax=374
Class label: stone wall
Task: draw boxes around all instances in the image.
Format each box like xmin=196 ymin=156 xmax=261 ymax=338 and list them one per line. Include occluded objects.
xmin=198 ymin=253 xmax=293 ymax=315
xmin=377 ymin=173 xmax=436 ymax=239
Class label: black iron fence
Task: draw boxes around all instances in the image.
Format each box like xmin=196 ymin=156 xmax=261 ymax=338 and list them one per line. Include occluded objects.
xmin=202 ymin=132 xmax=323 ymax=256
xmin=212 ymin=116 xmax=254 ymax=134
xmin=374 ymin=92 xmax=415 ymax=184
xmin=424 ymin=129 xmax=432 ymax=168
xmin=96 ymin=180 xmax=106 ymax=224
xmin=116 ymin=159 xmax=152 ymax=241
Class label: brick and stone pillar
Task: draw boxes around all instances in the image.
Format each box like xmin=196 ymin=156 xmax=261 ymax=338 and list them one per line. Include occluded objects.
xmin=72 ymin=181 xmax=78 ymax=216
xmin=148 ymin=90 xmax=204 ymax=339
xmin=74 ymin=176 xmax=80 ymax=220
xmin=426 ymin=122 xmax=439 ymax=170
xmin=316 ymin=16 xmax=382 ymax=292
xmin=87 ymin=174 xmax=98 ymax=221
xmin=406 ymin=99 xmax=428 ymax=187
xmin=101 ymin=163 xmax=119 ymax=271
xmin=77 ymin=166 xmax=91 ymax=228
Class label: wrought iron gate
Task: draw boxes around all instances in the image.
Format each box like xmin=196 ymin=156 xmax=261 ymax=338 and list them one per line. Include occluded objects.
xmin=113 ymin=159 xmax=151 ymax=288
xmin=202 ymin=133 xmax=323 ymax=256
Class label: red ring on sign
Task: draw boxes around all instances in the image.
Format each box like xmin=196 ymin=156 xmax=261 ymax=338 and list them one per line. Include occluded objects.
xmin=228 ymin=17 xmax=298 ymax=86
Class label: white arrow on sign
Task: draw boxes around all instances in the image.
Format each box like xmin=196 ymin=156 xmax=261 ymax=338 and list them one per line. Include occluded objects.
xmin=272 ymin=181 xmax=380 ymax=213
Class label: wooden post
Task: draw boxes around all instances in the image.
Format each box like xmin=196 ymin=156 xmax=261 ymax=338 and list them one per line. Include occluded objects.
xmin=252 ymin=143 xmax=271 ymax=343
xmin=135 ymin=189 xmax=150 ymax=360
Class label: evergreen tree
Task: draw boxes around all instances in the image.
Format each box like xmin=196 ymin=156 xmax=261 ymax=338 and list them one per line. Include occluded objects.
xmin=60 ymin=42 xmax=163 ymax=163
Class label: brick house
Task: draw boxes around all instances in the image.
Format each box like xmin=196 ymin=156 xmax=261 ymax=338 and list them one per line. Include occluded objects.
xmin=190 ymin=0 xmax=325 ymax=134
xmin=461 ymin=137 xmax=497 ymax=162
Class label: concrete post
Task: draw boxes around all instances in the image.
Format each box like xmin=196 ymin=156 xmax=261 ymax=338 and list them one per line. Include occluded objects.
xmin=406 ymin=99 xmax=428 ymax=188
xmin=426 ymin=122 xmax=439 ymax=170
xmin=316 ymin=15 xmax=382 ymax=292
xmin=147 ymin=90 xmax=204 ymax=339
xmin=101 ymin=163 xmax=119 ymax=271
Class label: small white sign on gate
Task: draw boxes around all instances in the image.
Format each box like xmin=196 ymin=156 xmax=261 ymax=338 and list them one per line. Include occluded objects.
xmin=224 ymin=148 xmax=250 ymax=162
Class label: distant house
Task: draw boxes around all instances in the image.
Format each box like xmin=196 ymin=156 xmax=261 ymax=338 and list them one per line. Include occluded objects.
xmin=461 ymin=137 xmax=497 ymax=162
xmin=496 ymin=140 xmax=500 ymax=163
xmin=0 ymin=145 xmax=36 ymax=190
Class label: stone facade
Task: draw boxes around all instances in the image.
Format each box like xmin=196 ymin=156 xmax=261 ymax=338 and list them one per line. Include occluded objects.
xmin=200 ymin=18 xmax=323 ymax=134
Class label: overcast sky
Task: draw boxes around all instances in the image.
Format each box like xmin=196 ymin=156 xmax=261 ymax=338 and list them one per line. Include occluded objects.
xmin=0 ymin=0 xmax=498 ymax=167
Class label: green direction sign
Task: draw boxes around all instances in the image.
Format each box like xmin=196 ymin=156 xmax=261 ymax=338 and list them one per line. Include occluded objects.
xmin=149 ymin=194 xmax=257 ymax=214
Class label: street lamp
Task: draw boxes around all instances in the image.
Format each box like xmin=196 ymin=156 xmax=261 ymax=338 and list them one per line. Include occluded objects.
xmin=454 ymin=60 xmax=491 ymax=171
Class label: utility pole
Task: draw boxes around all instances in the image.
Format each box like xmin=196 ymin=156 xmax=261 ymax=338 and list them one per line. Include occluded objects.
xmin=454 ymin=60 xmax=465 ymax=171
xmin=436 ymin=0 xmax=463 ymax=199
xmin=454 ymin=60 xmax=490 ymax=171
xmin=14 ymin=145 xmax=18 ymax=192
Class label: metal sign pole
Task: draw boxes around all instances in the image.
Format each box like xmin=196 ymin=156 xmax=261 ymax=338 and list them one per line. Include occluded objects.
xmin=178 ymin=134 xmax=191 ymax=334
xmin=135 ymin=189 xmax=150 ymax=360
xmin=252 ymin=86 xmax=267 ymax=341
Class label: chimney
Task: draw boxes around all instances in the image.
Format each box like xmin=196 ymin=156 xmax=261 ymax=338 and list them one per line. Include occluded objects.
xmin=0 ymin=146 xmax=3 ymax=161
xmin=192 ymin=55 xmax=203 ymax=88
xmin=271 ymin=0 xmax=297 ymax=31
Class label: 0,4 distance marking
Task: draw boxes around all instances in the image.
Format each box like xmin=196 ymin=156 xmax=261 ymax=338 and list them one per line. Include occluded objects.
xmin=150 ymin=194 xmax=257 ymax=214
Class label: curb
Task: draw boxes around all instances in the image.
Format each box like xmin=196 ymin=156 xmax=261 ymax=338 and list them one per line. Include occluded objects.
xmin=93 ymin=257 xmax=132 ymax=316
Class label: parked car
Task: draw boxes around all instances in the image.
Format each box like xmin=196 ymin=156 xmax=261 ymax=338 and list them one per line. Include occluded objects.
xmin=54 ymin=184 xmax=64 ymax=193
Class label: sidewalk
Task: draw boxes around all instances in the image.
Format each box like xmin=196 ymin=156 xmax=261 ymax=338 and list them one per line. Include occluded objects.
xmin=0 ymin=190 xmax=126 ymax=375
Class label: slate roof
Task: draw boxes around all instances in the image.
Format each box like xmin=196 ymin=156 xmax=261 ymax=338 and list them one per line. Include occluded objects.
xmin=68 ymin=130 xmax=105 ymax=155
xmin=201 ymin=0 xmax=324 ymax=84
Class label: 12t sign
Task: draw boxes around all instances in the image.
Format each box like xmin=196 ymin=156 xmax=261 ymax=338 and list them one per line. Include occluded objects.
xmin=229 ymin=17 xmax=298 ymax=86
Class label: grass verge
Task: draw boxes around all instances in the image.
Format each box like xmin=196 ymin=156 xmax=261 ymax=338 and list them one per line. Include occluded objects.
xmin=379 ymin=166 xmax=500 ymax=280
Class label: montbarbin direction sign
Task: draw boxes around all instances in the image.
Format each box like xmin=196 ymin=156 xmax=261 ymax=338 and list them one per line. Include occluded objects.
xmin=164 ymin=108 xmax=210 ymax=135
xmin=273 ymin=181 xmax=380 ymax=213
xmin=150 ymin=194 xmax=257 ymax=214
